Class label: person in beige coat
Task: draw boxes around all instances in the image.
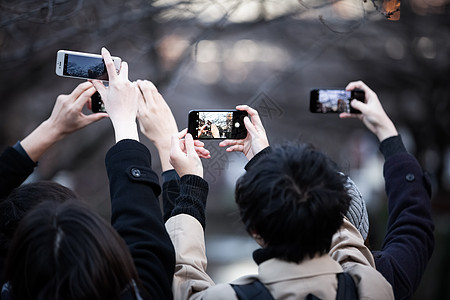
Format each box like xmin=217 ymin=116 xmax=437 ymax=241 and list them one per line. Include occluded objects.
xmin=162 ymin=102 xmax=393 ymax=300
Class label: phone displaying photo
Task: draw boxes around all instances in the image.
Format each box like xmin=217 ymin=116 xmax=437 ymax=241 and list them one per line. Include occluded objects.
xmin=310 ymin=89 xmax=365 ymax=114
xmin=55 ymin=50 xmax=121 ymax=81
xmin=188 ymin=110 xmax=248 ymax=140
xmin=91 ymin=91 xmax=106 ymax=113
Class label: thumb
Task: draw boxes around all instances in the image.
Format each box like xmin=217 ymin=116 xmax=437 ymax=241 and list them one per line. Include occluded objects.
xmin=85 ymin=112 xmax=108 ymax=124
xmin=350 ymin=99 xmax=366 ymax=113
xmin=244 ymin=117 xmax=257 ymax=136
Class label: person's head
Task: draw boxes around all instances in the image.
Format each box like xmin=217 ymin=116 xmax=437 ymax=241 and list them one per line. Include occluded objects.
xmin=235 ymin=143 xmax=351 ymax=263
xmin=3 ymin=200 xmax=140 ymax=300
xmin=0 ymin=181 xmax=77 ymax=267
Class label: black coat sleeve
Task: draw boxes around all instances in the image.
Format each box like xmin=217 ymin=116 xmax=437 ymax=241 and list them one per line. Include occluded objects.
xmin=0 ymin=146 xmax=36 ymax=199
xmin=105 ymin=140 xmax=175 ymax=300
xmin=373 ymin=137 xmax=435 ymax=300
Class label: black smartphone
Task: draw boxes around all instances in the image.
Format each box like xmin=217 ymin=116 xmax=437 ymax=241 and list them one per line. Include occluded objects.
xmin=91 ymin=91 xmax=106 ymax=113
xmin=188 ymin=110 xmax=248 ymax=140
xmin=310 ymin=89 xmax=365 ymax=114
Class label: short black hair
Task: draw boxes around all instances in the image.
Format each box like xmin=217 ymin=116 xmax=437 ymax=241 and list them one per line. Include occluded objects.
xmin=235 ymin=143 xmax=351 ymax=263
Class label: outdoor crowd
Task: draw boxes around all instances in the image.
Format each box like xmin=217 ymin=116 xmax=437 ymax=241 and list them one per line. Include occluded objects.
xmin=0 ymin=48 xmax=434 ymax=300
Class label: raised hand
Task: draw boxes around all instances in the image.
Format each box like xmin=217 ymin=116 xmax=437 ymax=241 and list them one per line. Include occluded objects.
xmin=339 ymin=80 xmax=398 ymax=142
xmin=92 ymin=47 xmax=139 ymax=142
xmin=20 ymin=81 xmax=107 ymax=162
xmin=219 ymin=105 xmax=269 ymax=160
xmin=169 ymin=131 xmax=203 ymax=178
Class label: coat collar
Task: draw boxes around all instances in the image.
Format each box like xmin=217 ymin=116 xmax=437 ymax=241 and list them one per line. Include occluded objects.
xmin=257 ymin=254 xmax=343 ymax=284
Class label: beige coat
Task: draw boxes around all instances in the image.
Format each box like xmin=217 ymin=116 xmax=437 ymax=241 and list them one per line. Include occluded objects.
xmin=166 ymin=215 xmax=394 ymax=300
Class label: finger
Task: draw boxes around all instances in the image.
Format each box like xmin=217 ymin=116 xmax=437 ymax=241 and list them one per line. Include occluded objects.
xmin=84 ymin=112 xmax=109 ymax=123
xmin=225 ymin=144 xmax=244 ymax=153
xmin=237 ymin=105 xmax=264 ymax=129
xmin=339 ymin=112 xmax=352 ymax=119
xmin=195 ymin=147 xmax=211 ymax=159
xmin=184 ymin=133 xmax=197 ymax=156
xmin=219 ymin=139 xmax=242 ymax=147
xmin=345 ymin=80 xmax=374 ymax=97
xmin=74 ymin=86 xmax=96 ymax=105
xmin=91 ymin=80 xmax=107 ymax=97
xmin=118 ymin=61 xmax=129 ymax=80
xmin=136 ymin=80 xmax=147 ymax=105
xmin=194 ymin=140 xmax=205 ymax=147
xmin=137 ymin=80 xmax=158 ymax=105
xmin=170 ymin=134 xmax=183 ymax=157
xmin=101 ymin=47 xmax=119 ymax=81
xmin=69 ymin=81 xmax=94 ymax=100
xmin=177 ymin=128 xmax=188 ymax=139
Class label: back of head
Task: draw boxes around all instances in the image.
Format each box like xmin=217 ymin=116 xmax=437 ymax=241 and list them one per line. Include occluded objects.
xmin=235 ymin=143 xmax=351 ymax=263
xmin=0 ymin=181 xmax=77 ymax=270
xmin=4 ymin=200 xmax=140 ymax=300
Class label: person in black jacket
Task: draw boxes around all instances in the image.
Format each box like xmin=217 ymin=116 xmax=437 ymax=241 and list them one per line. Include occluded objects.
xmin=0 ymin=81 xmax=107 ymax=271
xmin=339 ymin=80 xmax=434 ymax=300
xmin=1 ymin=48 xmax=175 ymax=299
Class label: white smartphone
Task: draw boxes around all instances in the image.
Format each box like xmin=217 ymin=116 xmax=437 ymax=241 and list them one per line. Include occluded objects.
xmin=55 ymin=50 xmax=121 ymax=81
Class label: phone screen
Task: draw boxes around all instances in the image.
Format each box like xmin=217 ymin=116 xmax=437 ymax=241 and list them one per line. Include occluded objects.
xmin=63 ymin=53 xmax=108 ymax=80
xmin=188 ymin=110 xmax=248 ymax=139
xmin=310 ymin=89 xmax=364 ymax=114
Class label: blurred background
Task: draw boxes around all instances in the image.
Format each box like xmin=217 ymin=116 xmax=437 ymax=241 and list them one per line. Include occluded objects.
xmin=0 ymin=0 xmax=449 ymax=298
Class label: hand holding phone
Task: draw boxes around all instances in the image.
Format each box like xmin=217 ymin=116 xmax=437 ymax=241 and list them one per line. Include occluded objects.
xmin=56 ymin=50 xmax=121 ymax=81
xmin=188 ymin=109 xmax=248 ymax=140
xmin=340 ymin=81 xmax=398 ymax=142
xmin=218 ymin=105 xmax=270 ymax=161
xmin=310 ymin=89 xmax=365 ymax=114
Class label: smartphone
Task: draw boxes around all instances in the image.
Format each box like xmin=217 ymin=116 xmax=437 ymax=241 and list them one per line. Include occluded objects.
xmin=188 ymin=110 xmax=248 ymax=140
xmin=55 ymin=50 xmax=121 ymax=81
xmin=91 ymin=91 xmax=106 ymax=113
xmin=310 ymin=89 xmax=365 ymax=114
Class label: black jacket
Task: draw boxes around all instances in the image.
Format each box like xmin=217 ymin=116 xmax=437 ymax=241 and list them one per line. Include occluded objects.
xmin=0 ymin=140 xmax=176 ymax=299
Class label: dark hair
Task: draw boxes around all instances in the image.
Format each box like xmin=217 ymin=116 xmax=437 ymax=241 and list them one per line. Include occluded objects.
xmin=0 ymin=181 xmax=78 ymax=270
xmin=4 ymin=200 xmax=140 ymax=300
xmin=235 ymin=143 xmax=351 ymax=263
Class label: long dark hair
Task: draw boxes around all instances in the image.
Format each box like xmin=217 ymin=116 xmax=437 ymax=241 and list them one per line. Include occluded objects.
xmin=4 ymin=200 xmax=141 ymax=300
xmin=0 ymin=181 xmax=78 ymax=271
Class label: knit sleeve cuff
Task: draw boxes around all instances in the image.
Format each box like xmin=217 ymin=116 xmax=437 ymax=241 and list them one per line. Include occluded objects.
xmin=244 ymin=146 xmax=272 ymax=171
xmin=171 ymin=175 xmax=209 ymax=230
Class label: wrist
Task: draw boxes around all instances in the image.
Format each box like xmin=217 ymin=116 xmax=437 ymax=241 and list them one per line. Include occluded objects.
xmin=40 ymin=119 xmax=67 ymax=142
xmin=376 ymin=122 xmax=398 ymax=142
xmin=112 ymin=120 xmax=140 ymax=143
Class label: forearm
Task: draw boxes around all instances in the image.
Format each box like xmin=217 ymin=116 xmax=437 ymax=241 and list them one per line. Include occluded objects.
xmin=20 ymin=119 xmax=66 ymax=162
xmin=374 ymin=119 xmax=398 ymax=143
xmin=155 ymin=142 xmax=173 ymax=172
